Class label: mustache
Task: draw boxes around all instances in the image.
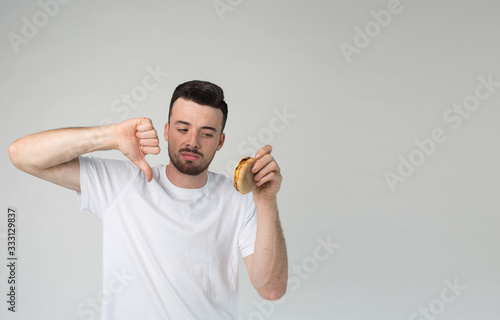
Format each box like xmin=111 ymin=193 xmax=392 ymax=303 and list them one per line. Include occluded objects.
xmin=179 ymin=148 xmax=203 ymax=157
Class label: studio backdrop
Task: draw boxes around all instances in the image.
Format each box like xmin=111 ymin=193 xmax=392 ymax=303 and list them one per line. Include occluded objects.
xmin=1 ymin=1 xmax=499 ymax=319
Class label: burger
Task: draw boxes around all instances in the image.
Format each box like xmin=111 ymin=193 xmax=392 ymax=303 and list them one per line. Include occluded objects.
xmin=233 ymin=157 xmax=257 ymax=195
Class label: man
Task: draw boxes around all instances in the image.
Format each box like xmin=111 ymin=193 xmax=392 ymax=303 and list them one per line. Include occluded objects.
xmin=8 ymin=80 xmax=287 ymax=319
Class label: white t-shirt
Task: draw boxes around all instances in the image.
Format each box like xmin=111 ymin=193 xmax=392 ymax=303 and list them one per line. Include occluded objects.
xmin=77 ymin=156 xmax=257 ymax=320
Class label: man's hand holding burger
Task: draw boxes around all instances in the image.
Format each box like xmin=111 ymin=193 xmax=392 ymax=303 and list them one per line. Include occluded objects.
xmin=251 ymin=145 xmax=282 ymax=202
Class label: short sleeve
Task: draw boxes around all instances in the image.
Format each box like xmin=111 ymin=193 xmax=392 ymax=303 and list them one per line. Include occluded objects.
xmin=238 ymin=196 xmax=257 ymax=258
xmin=77 ymin=156 xmax=140 ymax=219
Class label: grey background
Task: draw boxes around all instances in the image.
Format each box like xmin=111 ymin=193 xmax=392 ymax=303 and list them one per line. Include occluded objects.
xmin=1 ymin=0 xmax=499 ymax=319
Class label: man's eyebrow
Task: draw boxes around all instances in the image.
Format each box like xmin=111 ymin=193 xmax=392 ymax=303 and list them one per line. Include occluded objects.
xmin=201 ymin=126 xmax=217 ymax=132
xmin=175 ymin=121 xmax=217 ymax=133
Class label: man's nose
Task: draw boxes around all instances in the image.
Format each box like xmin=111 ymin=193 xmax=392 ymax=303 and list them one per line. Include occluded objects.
xmin=186 ymin=131 xmax=200 ymax=149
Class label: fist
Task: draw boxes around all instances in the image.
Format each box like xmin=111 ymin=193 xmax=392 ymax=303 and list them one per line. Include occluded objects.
xmin=115 ymin=117 xmax=160 ymax=182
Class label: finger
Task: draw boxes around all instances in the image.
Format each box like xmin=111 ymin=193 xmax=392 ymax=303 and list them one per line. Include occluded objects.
xmin=141 ymin=146 xmax=161 ymax=155
xmin=137 ymin=118 xmax=154 ymax=132
xmin=256 ymin=171 xmax=282 ymax=187
xmin=136 ymin=130 xmax=158 ymax=139
xmin=254 ymin=160 xmax=279 ymax=181
xmin=139 ymin=138 xmax=159 ymax=147
xmin=134 ymin=158 xmax=154 ymax=182
xmin=255 ymin=145 xmax=272 ymax=160
xmin=254 ymin=162 xmax=281 ymax=182
xmin=252 ymin=154 xmax=276 ymax=174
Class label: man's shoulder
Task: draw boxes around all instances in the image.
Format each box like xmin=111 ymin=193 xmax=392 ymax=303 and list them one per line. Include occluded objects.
xmin=81 ymin=155 xmax=134 ymax=165
xmin=80 ymin=156 xmax=140 ymax=174
xmin=209 ymin=171 xmax=234 ymax=189
xmin=208 ymin=171 xmax=254 ymax=203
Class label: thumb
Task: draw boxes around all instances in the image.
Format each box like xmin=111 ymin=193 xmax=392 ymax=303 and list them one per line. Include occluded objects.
xmin=134 ymin=157 xmax=154 ymax=182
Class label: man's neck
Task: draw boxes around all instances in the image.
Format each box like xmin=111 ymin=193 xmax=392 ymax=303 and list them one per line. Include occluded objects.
xmin=165 ymin=163 xmax=208 ymax=189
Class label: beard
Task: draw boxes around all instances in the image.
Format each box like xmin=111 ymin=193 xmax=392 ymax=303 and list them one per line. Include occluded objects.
xmin=168 ymin=147 xmax=215 ymax=176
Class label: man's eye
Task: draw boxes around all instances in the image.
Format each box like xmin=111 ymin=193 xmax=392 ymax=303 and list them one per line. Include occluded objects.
xmin=202 ymin=132 xmax=213 ymax=137
xmin=178 ymin=129 xmax=188 ymax=133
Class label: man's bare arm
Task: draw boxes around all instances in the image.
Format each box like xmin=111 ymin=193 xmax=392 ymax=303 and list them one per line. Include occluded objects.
xmin=8 ymin=118 xmax=160 ymax=192
xmin=244 ymin=145 xmax=288 ymax=301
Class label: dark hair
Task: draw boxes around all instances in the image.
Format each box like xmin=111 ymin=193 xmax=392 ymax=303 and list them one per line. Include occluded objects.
xmin=169 ymin=80 xmax=228 ymax=133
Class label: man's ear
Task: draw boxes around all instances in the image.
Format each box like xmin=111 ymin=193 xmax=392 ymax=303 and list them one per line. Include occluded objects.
xmin=164 ymin=122 xmax=169 ymax=142
xmin=216 ymin=132 xmax=225 ymax=151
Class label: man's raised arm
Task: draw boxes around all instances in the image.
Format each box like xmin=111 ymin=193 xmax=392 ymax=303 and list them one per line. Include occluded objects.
xmin=8 ymin=118 xmax=160 ymax=192
xmin=244 ymin=145 xmax=288 ymax=301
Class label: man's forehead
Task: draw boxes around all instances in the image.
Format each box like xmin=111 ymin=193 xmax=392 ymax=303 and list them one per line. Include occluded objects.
xmin=171 ymin=98 xmax=223 ymax=128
